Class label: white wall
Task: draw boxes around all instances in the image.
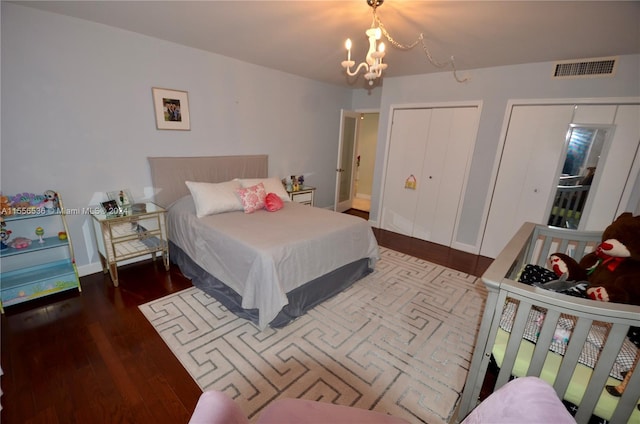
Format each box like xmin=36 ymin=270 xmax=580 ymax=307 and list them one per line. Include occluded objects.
xmin=350 ymin=87 xmax=382 ymax=110
xmin=363 ymin=55 xmax=640 ymax=254
xmin=1 ymin=3 xmax=351 ymax=275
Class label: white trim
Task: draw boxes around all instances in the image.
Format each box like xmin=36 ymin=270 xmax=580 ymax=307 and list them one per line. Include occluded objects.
xmin=389 ymin=100 xmax=484 ymax=111
xmin=353 ymin=108 xmax=380 ymax=113
xmin=450 ymin=241 xmax=478 ymax=255
xmin=78 ymin=262 xmax=103 ymax=277
xmin=77 ymin=253 xmax=162 ymax=277
xmin=497 ymin=96 xmax=640 ymax=107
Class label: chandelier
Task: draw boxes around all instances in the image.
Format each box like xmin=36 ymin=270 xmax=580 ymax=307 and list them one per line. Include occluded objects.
xmin=341 ymin=0 xmax=467 ymax=85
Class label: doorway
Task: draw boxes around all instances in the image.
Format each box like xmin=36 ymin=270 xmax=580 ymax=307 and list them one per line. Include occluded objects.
xmin=353 ymin=112 xmax=378 ymax=212
xmin=335 ymin=111 xmax=378 ymax=213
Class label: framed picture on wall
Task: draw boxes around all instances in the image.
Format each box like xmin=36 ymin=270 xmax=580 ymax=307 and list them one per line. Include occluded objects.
xmin=152 ymin=87 xmax=190 ymax=130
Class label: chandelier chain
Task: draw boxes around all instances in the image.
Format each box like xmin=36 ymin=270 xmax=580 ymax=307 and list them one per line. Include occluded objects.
xmin=372 ymin=8 xmax=469 ymax=83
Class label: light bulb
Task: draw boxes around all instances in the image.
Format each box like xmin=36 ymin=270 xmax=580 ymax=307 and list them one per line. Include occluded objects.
xmin=345 ymin=39 xmax=352 ymax=50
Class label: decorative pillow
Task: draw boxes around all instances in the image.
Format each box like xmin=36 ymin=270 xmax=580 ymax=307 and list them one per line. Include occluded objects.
xmin=265 ymin=192 xmax=284 ymax=212
xmin=234 ymin=178 xmax=291 ymax=202
xmin=236 ymin=183 xmax=266 ymax=213
xmin=185 ymin=180 xmax=243 ymax=218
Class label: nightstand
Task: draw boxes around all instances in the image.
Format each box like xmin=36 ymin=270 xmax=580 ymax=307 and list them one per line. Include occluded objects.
xmin=90 ymin=202 xmax=169 ymax=286
xmin=287 ymin=186 xmax=315 ymax=206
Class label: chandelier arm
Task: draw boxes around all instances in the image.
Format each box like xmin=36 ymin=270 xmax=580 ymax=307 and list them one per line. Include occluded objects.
xmin=344 ymin=62 xmax=372 ymax=77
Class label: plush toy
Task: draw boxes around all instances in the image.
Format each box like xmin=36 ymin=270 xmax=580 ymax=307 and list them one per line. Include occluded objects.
xmin=42 ymin=190 xmax=59 ymax=212
xmin=0 ymin=228 xmax=10 ymax=249
xmin=0 ymin=217 xmax=11 ymax=249
xmin=0 ymin=194 xmax=13 ymax=216
xmin=548 ymin=212 xmax=640 ymax=307
xmin=9 ymin=237 xmax=32 ymax=249
xmin=549 ymin=212 xmax=640 ymax=399
xmin=11 ymin=193 xmax=34 ymax=210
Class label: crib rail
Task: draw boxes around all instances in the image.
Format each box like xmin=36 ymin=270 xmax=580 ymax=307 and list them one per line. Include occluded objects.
xmin=457 ymin=222 xmax=640 ymax=424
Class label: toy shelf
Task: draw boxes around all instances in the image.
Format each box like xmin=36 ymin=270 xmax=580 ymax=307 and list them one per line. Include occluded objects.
xmin=0 ymin=192 xmax=80 ymax=312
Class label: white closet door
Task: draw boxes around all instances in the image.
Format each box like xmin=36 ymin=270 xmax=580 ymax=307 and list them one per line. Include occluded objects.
xmin=481 ymin=104 xmax=575 ymax=258
xmin=381 ymin=108 xmax=432 ymax=236
xmin=584 ymin=104 xmax=640 ymax=229
xmin=413 ymin=107 xmax=479 ymax=246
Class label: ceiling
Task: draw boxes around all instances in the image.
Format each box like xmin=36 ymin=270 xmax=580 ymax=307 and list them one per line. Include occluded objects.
xmin=15 ymin=0 xmax=640 ymax=87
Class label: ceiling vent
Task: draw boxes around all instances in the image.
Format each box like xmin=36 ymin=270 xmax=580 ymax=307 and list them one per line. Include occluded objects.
xmin=552 ymin=56 xmax=618 ymax=79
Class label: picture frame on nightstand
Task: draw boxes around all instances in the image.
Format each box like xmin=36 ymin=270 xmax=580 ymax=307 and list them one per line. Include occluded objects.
xmin=100 ymin=200 xmax=120 ymax=216
xmin=107 ymin=189 xmax=134 ymax=208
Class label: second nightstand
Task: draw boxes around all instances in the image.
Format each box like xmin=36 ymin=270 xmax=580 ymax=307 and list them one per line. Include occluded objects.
xmin=287 ymin=186 xmax=315 ymax=206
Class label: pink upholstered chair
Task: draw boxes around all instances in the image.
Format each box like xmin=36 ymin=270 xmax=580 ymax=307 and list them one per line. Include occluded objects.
xmin=459 ymin=377 xmax=575 ymax=424
xmin=188 ymin=377 xmax=575 ymax=424
xmin=188 ymin=391 xmax=409 ymax=424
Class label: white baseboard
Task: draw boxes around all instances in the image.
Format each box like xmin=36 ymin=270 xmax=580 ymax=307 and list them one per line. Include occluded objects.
xmin=77 ymin=253 xmax=162 ymax=277
xmin=450 ymin=241 xmax=480 ymax=255
xmin=77 ymin=262 xmax=103 ymax=277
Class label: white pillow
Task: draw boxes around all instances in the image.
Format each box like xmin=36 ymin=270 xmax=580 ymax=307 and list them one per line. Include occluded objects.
xmin=234 ymin=177 xmax=291 ymax=202
xmin=185 ymin=180 xmax=244 ymax=217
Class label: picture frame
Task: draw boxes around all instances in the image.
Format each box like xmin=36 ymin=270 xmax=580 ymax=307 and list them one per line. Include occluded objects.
xmin=101 ymin=200 xmax=120 ymax=216
xmin=107 ymin=189 xmax=134 ymax=208
xmin=152 ymin=87 xmax=191 ymax=130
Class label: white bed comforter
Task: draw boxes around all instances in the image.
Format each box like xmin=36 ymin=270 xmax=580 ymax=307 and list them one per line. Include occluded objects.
xmin=168 ymin=196 xmax=379 ymax=328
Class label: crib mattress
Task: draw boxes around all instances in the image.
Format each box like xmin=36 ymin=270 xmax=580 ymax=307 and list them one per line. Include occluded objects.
xmin=493 ymin=328 xmax=640 ymax=422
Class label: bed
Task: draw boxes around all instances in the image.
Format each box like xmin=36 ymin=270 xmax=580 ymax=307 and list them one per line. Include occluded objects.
xmin=457 ymin=222 xmax=640 ymax=424
xmin=148 ymin=155 xmax=379 ymax=329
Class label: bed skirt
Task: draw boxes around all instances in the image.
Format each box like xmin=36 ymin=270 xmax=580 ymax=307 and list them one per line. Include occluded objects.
xmin=169 ymin=241 xmax=373 ymax=328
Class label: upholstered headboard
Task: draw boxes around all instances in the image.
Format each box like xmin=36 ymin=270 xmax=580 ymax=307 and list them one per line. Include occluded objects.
xmin=148 ymin=155 xmax=268 ymax=208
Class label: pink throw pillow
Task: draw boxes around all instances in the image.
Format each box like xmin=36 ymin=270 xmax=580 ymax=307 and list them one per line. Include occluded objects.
xmin=265 ymin=192 xmax=284 ymax=212
xmin=236 ymin=183 xmax=266 ymax=213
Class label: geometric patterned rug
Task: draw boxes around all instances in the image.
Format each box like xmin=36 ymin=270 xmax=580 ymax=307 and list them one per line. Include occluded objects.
xmin=139 ymin=247 xmax=487 ymax=423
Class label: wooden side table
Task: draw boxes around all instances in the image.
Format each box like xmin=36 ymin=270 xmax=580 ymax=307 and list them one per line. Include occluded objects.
xmin=91 ymin=202 xmax=169 ymax=286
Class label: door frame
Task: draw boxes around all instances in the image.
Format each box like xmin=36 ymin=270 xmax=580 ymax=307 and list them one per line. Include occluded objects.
xmin=335 ymin=110 xmax=359 ymax=212
xmin=335 ymin=108 xmax=379 ymax=212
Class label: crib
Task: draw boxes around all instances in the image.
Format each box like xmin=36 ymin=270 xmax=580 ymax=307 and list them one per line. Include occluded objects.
xmin=457 ymin=222 xmax=640 ymax=424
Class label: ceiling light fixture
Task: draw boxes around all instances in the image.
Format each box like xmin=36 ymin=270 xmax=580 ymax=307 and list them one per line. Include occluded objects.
xmin=341 ymin=0 xmax=468 ymax=85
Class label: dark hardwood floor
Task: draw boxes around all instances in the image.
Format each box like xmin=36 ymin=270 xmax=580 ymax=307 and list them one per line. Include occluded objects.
xmin=1 ymin=210 xmax=493 ymax=423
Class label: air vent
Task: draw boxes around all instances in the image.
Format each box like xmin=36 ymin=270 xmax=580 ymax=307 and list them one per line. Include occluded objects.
xmin=552 ymin=56 xmax=617 ymax=79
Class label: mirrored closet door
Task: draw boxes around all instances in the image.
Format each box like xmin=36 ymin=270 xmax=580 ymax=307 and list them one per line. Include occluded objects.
xmin=481 ymin=102 xmax=640 ymax=259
